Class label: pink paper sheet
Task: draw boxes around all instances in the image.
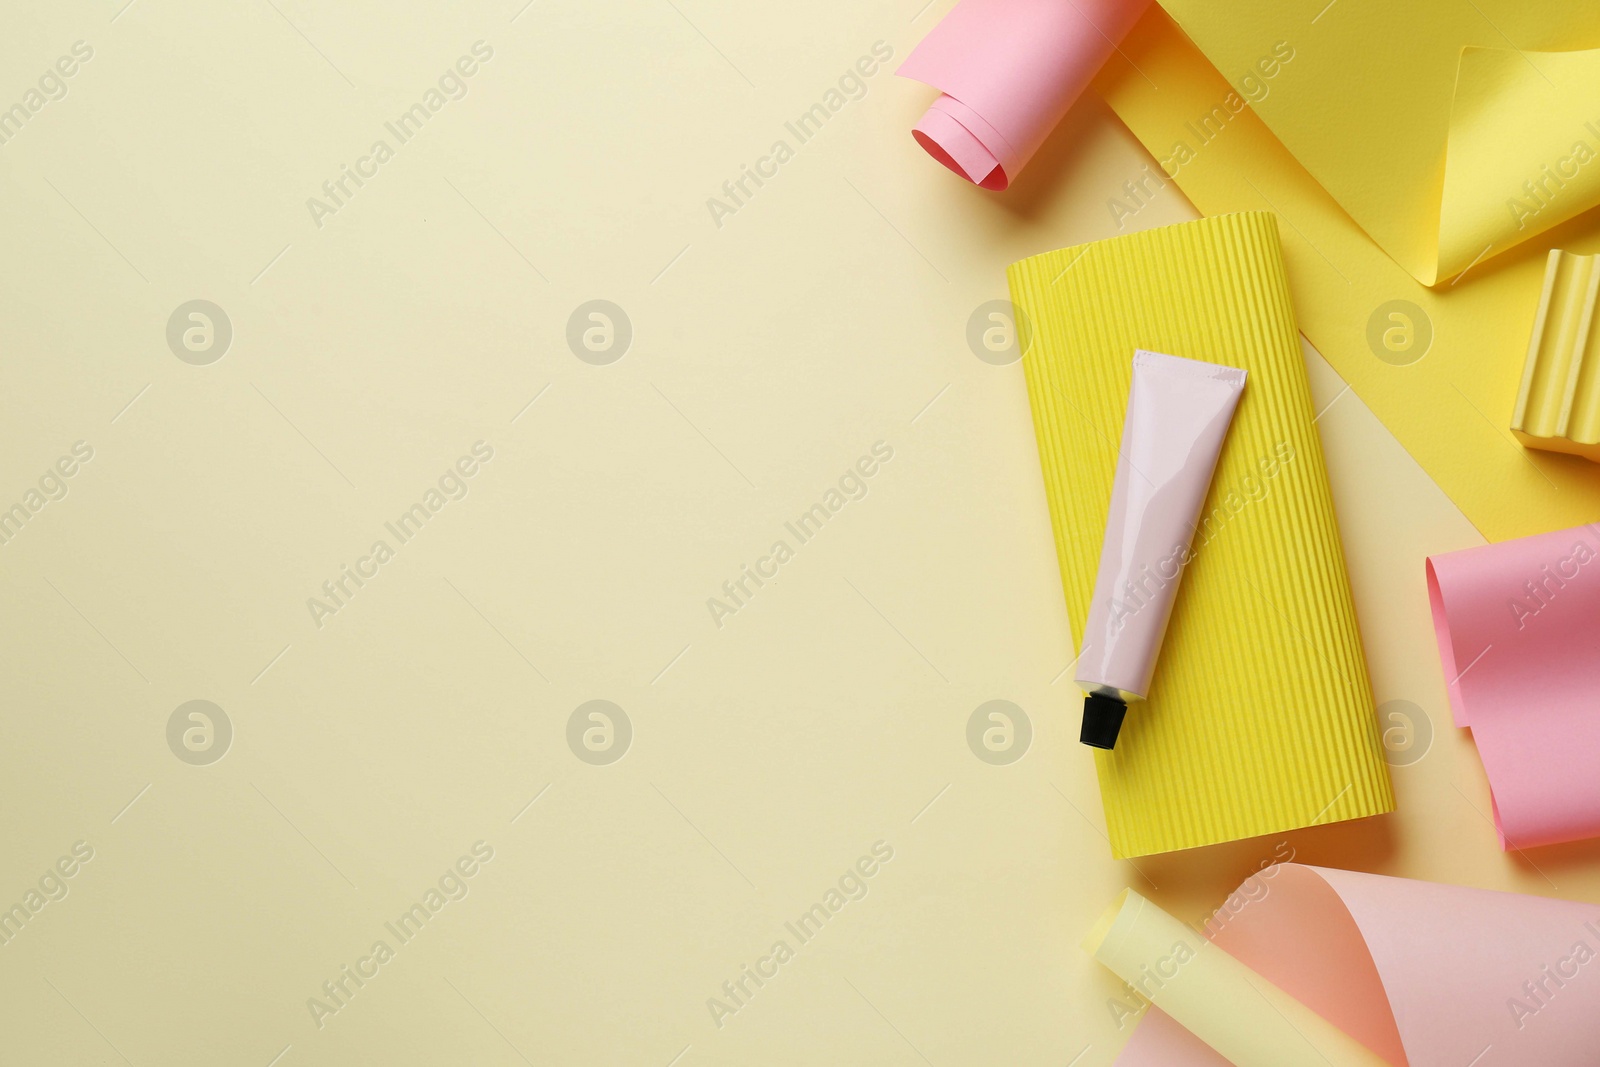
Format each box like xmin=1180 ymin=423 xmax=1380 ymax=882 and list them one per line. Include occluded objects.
xmin=897 ymin=0 xmax=1149 ymax=189
xmin=1427 ymin=523 xmax=1600 ymax=849
xmin=1117 ymin=1008 xmax=1228 ymax=1066
xmin=1115 ymin=864 xmax=1600 ymax=1067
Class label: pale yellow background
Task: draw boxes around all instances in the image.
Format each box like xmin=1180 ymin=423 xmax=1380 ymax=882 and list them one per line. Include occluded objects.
xmin=1 ymin=1 xmax=1590 ymax=1064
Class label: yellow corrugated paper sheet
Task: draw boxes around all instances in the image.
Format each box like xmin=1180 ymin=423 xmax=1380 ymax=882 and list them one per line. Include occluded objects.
xmin=1008 ymin=212 xmax=1394 ymax=858
xmin=1511 ymin=250 xmax=1600 ymax=462
xmin=1095 ymin=8 xmax=1600 ymax=544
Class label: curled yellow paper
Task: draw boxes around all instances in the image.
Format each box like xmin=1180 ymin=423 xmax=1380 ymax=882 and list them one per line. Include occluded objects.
xmin=1096 ymin=7 xmax=1600 ymax=545
xmin=1156 ymin=0 xmax=1600 ymax=285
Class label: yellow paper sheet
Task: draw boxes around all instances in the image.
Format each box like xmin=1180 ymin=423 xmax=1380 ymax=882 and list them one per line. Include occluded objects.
xmin=1084 ymin=889 xmax=1388 ymax=1067
xmin=1096 ymin=10 xmax=1600 ymax=544
xmin=1153 ymin=0 xmax=1600 ymax=285
xmin=1008 ymin=212 xmax=1393 ymax=858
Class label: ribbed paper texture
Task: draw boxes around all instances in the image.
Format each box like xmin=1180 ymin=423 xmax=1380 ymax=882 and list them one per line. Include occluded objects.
xmin=1511 ymin=249 xmax=1600 ymax=462
xmin=1008 ymin=212 xmax=1393 ymax=858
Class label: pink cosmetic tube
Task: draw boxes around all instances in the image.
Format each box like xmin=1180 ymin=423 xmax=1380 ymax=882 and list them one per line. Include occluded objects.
xmin=1076 ymin=350 xmax=1247 ymax=749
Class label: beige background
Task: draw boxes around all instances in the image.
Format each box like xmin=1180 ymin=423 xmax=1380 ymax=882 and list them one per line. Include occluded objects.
xmin=2 ymin=1 xmax=1594 ymax=1064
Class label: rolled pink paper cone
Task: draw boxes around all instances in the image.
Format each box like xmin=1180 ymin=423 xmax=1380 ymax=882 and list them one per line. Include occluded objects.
xmin=1111 ymin=864 xmax=1600 ymax=1066
xmin=899 ymin=0 xmax=1150 ymax=189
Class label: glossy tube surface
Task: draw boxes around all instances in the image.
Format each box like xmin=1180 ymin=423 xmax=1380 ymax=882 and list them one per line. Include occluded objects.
xmin=1076 ymin=350 xmax=1246 ymax=748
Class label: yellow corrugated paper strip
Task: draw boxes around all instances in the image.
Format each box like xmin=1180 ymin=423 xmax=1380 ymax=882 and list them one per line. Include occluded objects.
xmin=1009 ymin=212 xmax=1394 ymax=858
xmin=1512 ymin=250 xmax=1600 ymax=462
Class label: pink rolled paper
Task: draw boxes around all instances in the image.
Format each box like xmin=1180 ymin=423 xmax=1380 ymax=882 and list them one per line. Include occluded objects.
xmin=1115 ymin=864 xmax=1600 ymax=1067
xmin=898 ymin=0 xmax=1150 ymax=189
xmin=1427 ymin=523 xmax=1600 ymax=849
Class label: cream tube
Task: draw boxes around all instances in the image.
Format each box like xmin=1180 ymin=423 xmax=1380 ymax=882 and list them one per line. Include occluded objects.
xmin=1076 ymin=350 xmax=1246 ymax=749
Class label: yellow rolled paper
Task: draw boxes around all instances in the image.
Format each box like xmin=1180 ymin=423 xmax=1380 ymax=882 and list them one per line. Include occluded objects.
xmin=1084 ymin=889 xmax=1388 ymax=1067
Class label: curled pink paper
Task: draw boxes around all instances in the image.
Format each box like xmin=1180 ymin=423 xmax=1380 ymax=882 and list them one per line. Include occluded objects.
xmin=1426 ymin=523 xmax=1600 ymax=849
xmin=1115 ymin=864 xmax=1600 ymax=1067
xmin=898 ymin=0 xmax=1149 ymax=189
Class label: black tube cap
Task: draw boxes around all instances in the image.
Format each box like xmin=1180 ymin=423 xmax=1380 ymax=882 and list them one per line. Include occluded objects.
xmin=1080 ymin=693 xmax=1128 ymax=749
